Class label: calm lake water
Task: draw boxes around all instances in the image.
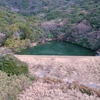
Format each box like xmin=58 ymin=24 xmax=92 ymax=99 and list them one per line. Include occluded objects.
xmin=19 ymin=41 xmax=95 ymax=56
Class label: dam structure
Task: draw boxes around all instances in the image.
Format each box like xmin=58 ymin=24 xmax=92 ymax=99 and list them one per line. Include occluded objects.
xmin=15 ymin=55 xmax=100 ymax=84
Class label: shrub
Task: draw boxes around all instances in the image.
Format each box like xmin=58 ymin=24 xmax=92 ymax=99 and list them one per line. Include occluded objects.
xmin=5 ymin=36 xmax=27 ymax=52
xmin=0 ymin=54 xmax=28 ymax=76
xmin=0 ymin=70 xmax=32 ymax=100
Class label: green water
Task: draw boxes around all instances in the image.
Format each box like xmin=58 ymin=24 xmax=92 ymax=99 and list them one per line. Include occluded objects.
xmin=19 ymin=41 xmax=95 ymax=56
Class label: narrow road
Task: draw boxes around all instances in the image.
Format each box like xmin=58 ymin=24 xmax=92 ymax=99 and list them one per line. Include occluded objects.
xmin=15 ymin=55 xmax=98 ymax=63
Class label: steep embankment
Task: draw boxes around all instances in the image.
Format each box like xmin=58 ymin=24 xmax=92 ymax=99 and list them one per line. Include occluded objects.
xmin=15 ymin=55 xmax=100 ymax=100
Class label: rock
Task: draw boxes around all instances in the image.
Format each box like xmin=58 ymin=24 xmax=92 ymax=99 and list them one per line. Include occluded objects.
xmin=0 ymin=32 xmax=6 ymax=46
xmin=96 ymin=49 xmax=100 ymax=56
xmin=0 ymin=47 xmax=13 ymax=54
xmin=29 ymin=42 xmax=38 ymax=47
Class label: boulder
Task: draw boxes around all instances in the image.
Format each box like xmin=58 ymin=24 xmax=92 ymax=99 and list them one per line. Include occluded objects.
xmin=0 ymin=32 xmax=6 ymax=46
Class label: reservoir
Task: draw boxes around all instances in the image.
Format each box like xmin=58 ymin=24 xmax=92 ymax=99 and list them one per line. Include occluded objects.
xmin=19 ymin=41 xmax=95 ymax=56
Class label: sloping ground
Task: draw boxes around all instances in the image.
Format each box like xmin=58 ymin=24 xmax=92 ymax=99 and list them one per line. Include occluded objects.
xmin=15 ymin=55 xmax=100 ymax=100
xmin=19 ymin=79 xmax=100 ymax=100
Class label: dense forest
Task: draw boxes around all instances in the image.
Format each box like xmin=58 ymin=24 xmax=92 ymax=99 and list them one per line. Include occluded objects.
xmin=0 ymin=0 xmax=100 ymax=51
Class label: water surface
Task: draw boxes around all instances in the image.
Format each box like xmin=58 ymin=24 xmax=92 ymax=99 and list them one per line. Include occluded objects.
xmin=19 ymin=41 xmax=95 ymax=56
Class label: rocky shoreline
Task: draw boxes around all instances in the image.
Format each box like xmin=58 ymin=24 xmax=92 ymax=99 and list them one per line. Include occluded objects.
xmin=29 ymin=38 xmax=56 ymax=47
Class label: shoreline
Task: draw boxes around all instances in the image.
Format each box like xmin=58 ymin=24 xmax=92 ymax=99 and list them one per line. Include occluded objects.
xmin=0 ymin=38 xmax=98 ymax=55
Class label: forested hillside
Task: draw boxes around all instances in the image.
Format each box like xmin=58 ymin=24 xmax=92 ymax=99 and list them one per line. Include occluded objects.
xmin=0 ymin=7 xmax=43 ymax=52
xmin=0 ymin=0 xmax=100 ymax=51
